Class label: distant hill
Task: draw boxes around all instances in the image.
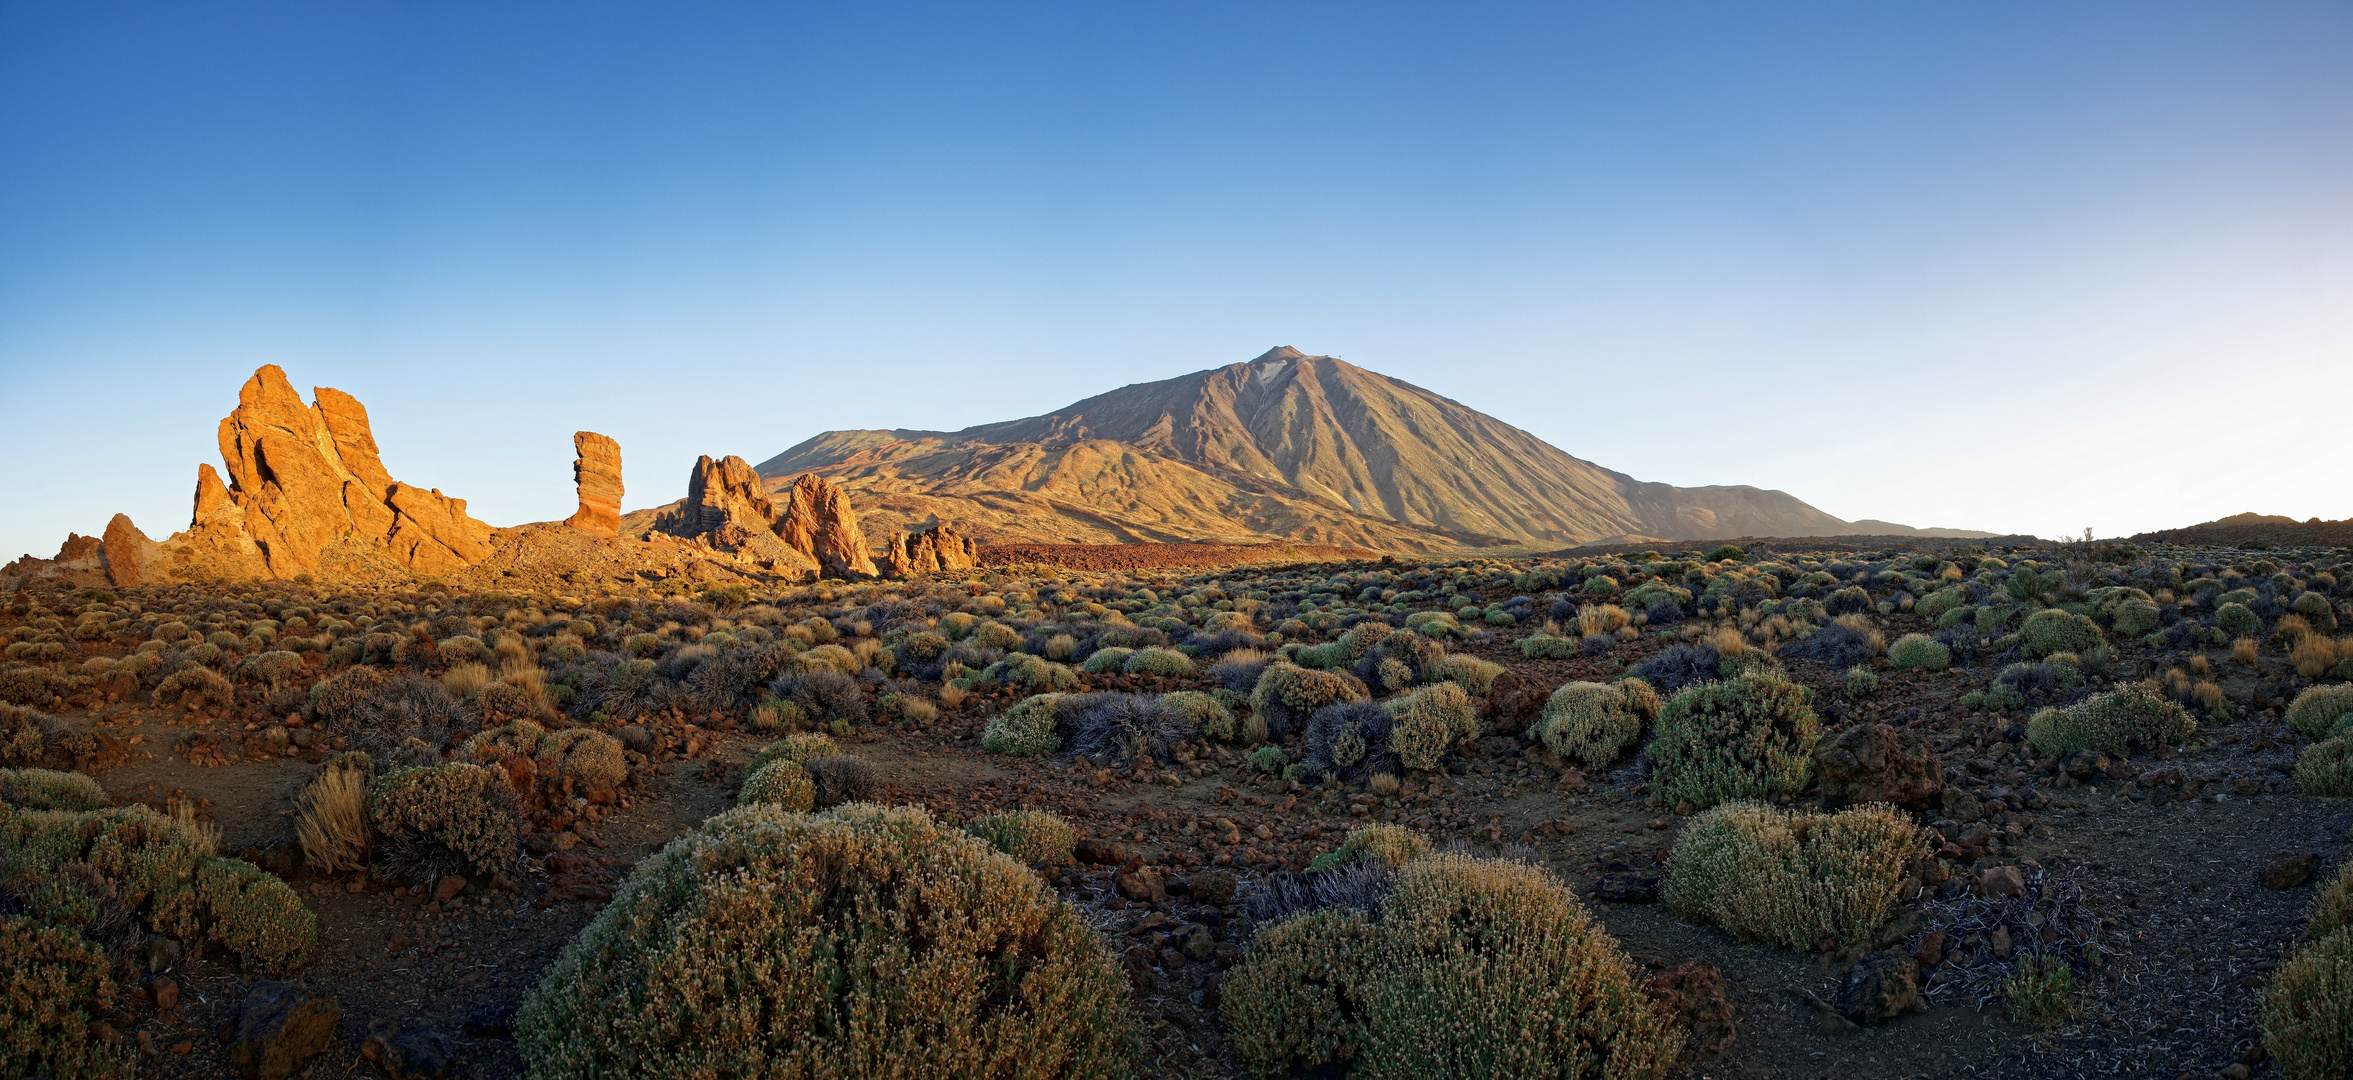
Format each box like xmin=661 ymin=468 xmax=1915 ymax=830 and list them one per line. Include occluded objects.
xmin=2131 ymin=512 xmax=2353 ymax=549
xmin=758 ymin=347 xmax=1995 ymax=552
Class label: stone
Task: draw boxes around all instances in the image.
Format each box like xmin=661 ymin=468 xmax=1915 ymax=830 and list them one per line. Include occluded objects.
xmin=1114 ymin=857 xmax=1165 ymax=902
xmin=1484 ymin=671 xmax=1543 ymax=736
xmin=1186 ymin=869 xmax=1237 ymax=906
xmin=1833 ymin=950 xmax=1924 ymax=1025
xmin=1943 ymin=787 xmax=1985 ymax=825
xmin=776 ymin=473 xmax=877 ymax=578
xmin=1594 ymin=872 xmax=1661 ymax=903
xmin=226 ymin=981 xmax=340 ymax=1080
xmin=360 ymin=1019 xmax=455 ymax=1079
xmin=149 ymin=975 xmax=179 ymax=1012
xmin=433 ymin=875 xmax=467 ymax=903
xmin=1642 ymin=959 xmax=1737 ymax=1057
xmin=563 ymin=431 xmax=623 ymax=537
xmin=1977 ymin=865 xmax=2026 ymax=899
xmin=1074 ymin=838 xmax=1130 ymax=865
xmin=677 ymin=454 xmax=778 ymax=539
xmin=880 ymin=522 xmax=979 ymax=578
xmin=1912 ymin=930 xmax=1946 ymax=969
xmin=100 ymin=514 xmax=160 ymax=587
xmin=1815 ymin=723 xmax=1946 ymax=811
xmin=2263 ymin=852 xmax=2319 ymax=890
xmin=1173 ymin=923 xmax=1218 ymax=962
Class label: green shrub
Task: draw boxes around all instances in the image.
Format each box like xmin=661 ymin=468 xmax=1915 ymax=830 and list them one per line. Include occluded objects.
xmin=2313 ymin=859 xmax=2353 ymax=942
xmin=2109 ymin=596 xmax=2161 ymax=636
xmin=1646 ymin=673 xmax=1818 ymax=810
xmin=1533 ymin=682 xmax=1645 ymax=768
xmin=2287 ymin=685 xmax=2353 ymax=739
xmin=2295 ymin=737 xmax=2353 ymax=799
xmin=367 ymin=763 xmax=523 ymax=881
xmin=793 ymin=643 xmax=862 ymax=676
xmin=2263 ymin=930 xmax=2353 ymax=1080
xmin=982 ymin=694 xmax=1066 ymax=757
xmin=2005 ymin=954 xmax=2078 ymax=1028
xmin=1250 ymin=663 xmax=1368 ymax=736
xmin=1223 ymin=851 xmax=1678 ymax=1080
xmin=739 ymin=759 xmax=815 ymax=811
xmin=2294 ymin=591 xmax=2340 ymax=632
xmin=1386 ymin=683 xmax=1479 ymax=772
xmin=1914 ymin=587 xmax=1967 ymax=621
xmin=0 ymin=768 xmax=105 ymax=811
xmin=2216 ymin=602 xmax=2263 ymax=637
xmin=1843 ymin=666 xmax=1879 ymax=699
xmin=1248 ymin=747 xmax=1287 ymax=774
xmin=2019 ymin=609 xmax=2103 ymax=658
xmin=1662 ymin=801 xmax=1919 ymax=952
xmin=515 ymin=803 xmax=1131 ymax=1080
xmin=1123 ymin=647 xmax=1195 ymax=676
xmin=982 ymin=653 xmax=1080 ymax=693
xmin=0 ymin=914 xmax=133 ymax=1080
xmin=1705 ymin=545 xmax=1745 ymax=563
xmin=1516 ymin=634 xmax=1579 ymax=660
xmin=749 ymin=732 xmax=838 ymax=773
xmin=1427 ymin=654 xmax=1504 ymax=695
xmin=1306 ymin=823 xmax=1429 ymax=872
xmin=2024 ymin=681 xmax=2196 ymax=757
xmin=1159 ymin=691 xmax=1235 ymax=742
xmin=749 ymin=699 xmax=805 ymax=733
xmin=1080 ymin=648 xmax=1135 ymax=674
xmin=195 ymin=855 xmax=317 ymax=975
xmin=964 ymin=810 xmax=1076 ymax=866
xmin=968 ymin=621 xmax=1024 ymax=651
xmin=1886 ymin=633 xmax=1949 ymax=671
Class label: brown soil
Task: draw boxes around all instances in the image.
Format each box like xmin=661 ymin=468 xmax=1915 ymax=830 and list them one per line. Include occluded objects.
xmin=977 ymin=542 xmax=1383 ymax=572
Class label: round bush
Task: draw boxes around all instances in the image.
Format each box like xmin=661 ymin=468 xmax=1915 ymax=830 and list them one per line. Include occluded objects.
xmin=965 ymin=810 xmax=1076 ymax=866
xmin=2262 ymin=930 xmax=2353 ymax=1080
xmin=367 ymin=763 xmax=524 ymax=882
xmin=307 ymin=664 xmax=389 ymax=722
xmin=2024 ymin=681 xmax=2196 ymax=757
xmin=1158 ymin=690 xmax=1235 ymax=742
xmin=739 ymin=759 xmax=815 ymax=811
xmin=195 ymin=854 xmax=318 ymax=975
xmin=1251 ymin=663 xmax=1369 ymax=741
xmin=1663 ymin=801 xmax=1919 ymax=952
xmin=536 ymin=728 xmax=626 ymax=787
xmin=982 ymin=694 xmax=1066 ymax=757
xmin=1385 ymin=683 xmax=1478 ymax=772
xmin=1223 ymin=851 xmax=1678 ymax=1080
xmin=749 ymin=732 xmax=838 ymax=773
xmin=1307 ymin=823 xmax=1429 ymax=872
xmin=2287 ymin=685 xmax=2353 ymax=739
xmin=2110 ymin=597 xmax=2162 ymax=636
xmin=2314 ymin=860 xmax=2353 ymax=942
xmin=2295 ymin=736 xmax=2353 ymax=799
xmin=464 ymin=719 xmax=546 ymax=762
xmin=2019 ymin=608 xmax=2103 ymax=658
xmin=0 ymin=767 xmax=106 ymax=811
xmin=2216 ymin=602 xmax=2263 ymax=637
xmin=1646 ymin=673 xmax=1819 ymax=810
xmin=1534 ymin=682 xmax=1645 ymax=768
xmin=1886 ymin=633 xmax=1950 ymax=672
xmin=1080 ymin=648 xmax=1135 ymax=675
xmin=0 ymin=914 xmax=132 ymax=1080
xmin=516 ymin=803 xmax=1132 ymax=1080
xmin=1123 ymin=647 xmax=1195 ymax=676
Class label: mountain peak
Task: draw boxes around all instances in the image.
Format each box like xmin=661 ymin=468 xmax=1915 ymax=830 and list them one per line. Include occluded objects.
xmin=1250 ymin=345 xmax=1309 ymax=364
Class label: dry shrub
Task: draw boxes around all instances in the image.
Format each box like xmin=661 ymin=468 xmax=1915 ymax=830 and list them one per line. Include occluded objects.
xmin=2025 ymin=681 xmax=2196 ymax=757
xmin=1250 ymin=663 xmax=1368 ymax=741
xmin=536 ymin=728 xmax=626 ymax=786
xmin=0 ymin=767 xmax=106 ymax=811
xmin=1535 ymin=682 xmax=1648 ymax=768
xmin=366 ymin=763 xmax=522 ymax=882
xmin=1707 ymin=626 xmax=1746 ymax=657
xmin=1385 ymin=683 xmax=1479 ymax=772
xmin=1576 ymin=604 xmax=1631 ymax=637
xmin=748 ymin=732 xmax=838 ymax=774
xmin=441 ymin=661 xmax=492 ymax=700
xmin=294 ymin=765 xmax=370 ymax=873
xmin=514 ymin=803 xmax=1131 ymax=1080
xmin=2287 ymin=685 xmax=2353 ymax=739
xmin=965 ymin=810 xmax=1076 ymax=866
xmin=0 ymin=915 xmax=132 ymax=1080
xmin=2233 ymin=636 xmax=2261 ymax=665
xmin=2293 ymin=637 xmax=2341 ymax=679
xmin=1662 ymin=801 xmax=1921 ymax=952
xmin=1308 ymin=823 xmax=1429 ymax=873
xmin=982 ymin=693 xmax=1065 ymax=757
xmin=1224 ymin=852 xmax=1678 ymax=1080
xmin=805 ymin=754 xmax=879 ymax=808
xmin=738 ymin=759 xmax=814 ymax=811
xmin=938 ymin=682 xmax=975 ymax=710
xmin=1646 ymin=673 xmax=1818 ymax=810
xmin=465 ymin=719 xmax=547 ymax=762
xmin=2263 ymin=930 xmax=2353 ymax=1080
xmin=2314 ymin=860 xmax=2353 ymax=942
xmin=308 ymin=665 xmax=389 ymax=723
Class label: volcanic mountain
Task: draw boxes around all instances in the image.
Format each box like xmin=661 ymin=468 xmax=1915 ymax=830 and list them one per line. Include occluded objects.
xmin=758 ymin=347 xmax=1988 ymax=551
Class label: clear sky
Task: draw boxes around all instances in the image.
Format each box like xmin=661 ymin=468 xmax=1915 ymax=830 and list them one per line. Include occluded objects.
xmin=3 ymin=2 xmax=2348 ymax=560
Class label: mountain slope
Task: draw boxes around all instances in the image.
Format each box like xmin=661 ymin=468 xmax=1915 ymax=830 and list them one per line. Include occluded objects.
xmin=759 ymin=347 xmax=1984 ymax=550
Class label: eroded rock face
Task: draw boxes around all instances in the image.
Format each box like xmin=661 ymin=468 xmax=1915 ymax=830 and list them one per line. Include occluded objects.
xmin=131 ymin=365 xmax=495 ymax=583
xmin=661 ymin=461 xmax=874 ymax=579
xmin=777 ymin=474 xmax=877 ymax=578
xmin=100 ymin=514 xmax=159 ymax=587
xmin=565 ymin=432 xmax=623 ymax=537
xmin=880 ymin=522 xmax=977 ymax=578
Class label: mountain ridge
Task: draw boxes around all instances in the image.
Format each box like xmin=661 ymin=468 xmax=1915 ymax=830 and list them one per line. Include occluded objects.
xmin=756 ymin=348 xmax=1993 ymax=551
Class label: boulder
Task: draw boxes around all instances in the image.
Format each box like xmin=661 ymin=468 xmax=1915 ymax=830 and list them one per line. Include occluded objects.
xmin=226 ymin=982 xmax=340 ymax=1080
xmin=2263 ymin=852 xmax=2319 ymax=890
xmin=880 ymin=522 xmax=979 ymax=578
xmin=1832 ymin=951 xmax=1923 ymax=1026
xmin=100 ymin=513 xmax=160 ymax=586
xmin=360 ymin=1019 xmax=454 ymax=1079
xmin=1643 ymin=959 xmax=1737 ymax=1057
xmin=1815 ymin=723 xmax=1945 ymax=811
xmin=563 ymin=431 xmax=624 ymax=537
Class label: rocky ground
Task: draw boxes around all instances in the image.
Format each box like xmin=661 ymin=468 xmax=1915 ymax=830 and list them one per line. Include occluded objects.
xmin=14 ymin=554 xmax=2353 ymax=1080
xmin=977 ymin=543 xmax=1386 ymax=572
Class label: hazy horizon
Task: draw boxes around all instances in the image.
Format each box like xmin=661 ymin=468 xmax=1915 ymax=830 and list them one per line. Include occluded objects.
xmin=5 ymin=3 xmax=2348 ymax=559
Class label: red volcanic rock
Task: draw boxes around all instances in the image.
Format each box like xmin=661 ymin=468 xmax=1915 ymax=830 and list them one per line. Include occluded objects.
xmin=100 ymin=514 xmax=159 ymax=587
xmin=564 ymin=432 xmax=623 ymax=538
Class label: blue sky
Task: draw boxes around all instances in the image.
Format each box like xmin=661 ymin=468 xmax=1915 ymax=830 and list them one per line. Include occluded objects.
xmin=3 ymin=2 xmax=2348 ymax=558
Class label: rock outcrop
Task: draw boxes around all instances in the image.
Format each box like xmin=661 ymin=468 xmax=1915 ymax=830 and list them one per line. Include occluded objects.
xmin=659 ymin=459 xmax=875 ymax=579
xmin=880 ymin=522 xmax=977 ymax=578
xmin=100 ymin=515 xmax=161 ymax=587
xmin=564 ymin=432 xmax=623 ymax=538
